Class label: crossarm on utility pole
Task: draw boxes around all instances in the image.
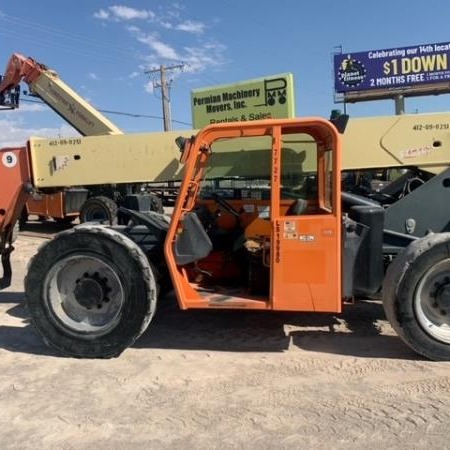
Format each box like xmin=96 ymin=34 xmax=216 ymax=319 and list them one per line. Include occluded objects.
xmin=145 ymin=64 xmax=185 ymax=131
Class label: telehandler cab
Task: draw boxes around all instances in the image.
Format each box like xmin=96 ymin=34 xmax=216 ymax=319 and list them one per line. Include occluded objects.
xmin=1 ymin=116 xmax=450 ymax=361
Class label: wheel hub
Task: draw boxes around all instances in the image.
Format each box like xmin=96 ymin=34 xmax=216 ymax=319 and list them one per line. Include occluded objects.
xmin=44 ymin=255 xmax=124 ymax=336
xmin=434 ymin=282 xmax=450 ymax=314
xmin=74 ymin=272 xmax=111 ymax=310
xmin=415 ymin=258 xmax=450 ymax=344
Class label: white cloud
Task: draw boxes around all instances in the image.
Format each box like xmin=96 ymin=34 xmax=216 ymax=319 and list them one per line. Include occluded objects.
xmin=144 ymin=80 xmax=154 ymax=94
xmin=150 ymin=40 xmax=179 ymax=60
xmin=183 ymin=41 xmax=228 ymax=72
xmin=94 ymin=5 xmax=205 ymax=34
xmin=176 ymin=20 xmax=205 ymax=34
xmin=94 ymin=5 xmax=155 ymax=21
xmin=136 ymin=36 xmax=227 ymax=74
xmin=136 ymin=33 xmax=180 ymax=60
xmin=128 ymin=71 xmax=140 ymax=79
xmin=126 ymin=25 xmax=140 ymax=33
xmin=88 ymin=72 xmax=99 ymax=80
xmin=158 ymin=19 xmax=205 ymax=34
xmin=93 ymin=9 xmax=109 ymax=20
xmin=11 ymin=103 xmax=47 ymax=113
xmin=159 ymin=21 xmax=173 ymax=30
xmin=93 ymin=4 xmax=227 ymax=80
xmin=111 ymin=5 xmax=154 ymax=20
xmin=0 ymin=116 xmax=77 ymax=148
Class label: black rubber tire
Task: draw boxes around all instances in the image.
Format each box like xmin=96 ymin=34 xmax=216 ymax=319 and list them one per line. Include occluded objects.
xmin=382 ymin=233 xmax=450 ymax=361
xmin=149 ymin=193 xmax=164 ymax=214
xmin=25 ymin=225 xmax=157 ymax=358
xmin=79 ymin=196 xmax=118 ymax=225
xmin=55 ymin=216 xmax=76 ymax=225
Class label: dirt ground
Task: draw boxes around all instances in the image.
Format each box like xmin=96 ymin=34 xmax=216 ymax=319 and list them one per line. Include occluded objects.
xmin=1 ymin=226 xmax=450 ymax=449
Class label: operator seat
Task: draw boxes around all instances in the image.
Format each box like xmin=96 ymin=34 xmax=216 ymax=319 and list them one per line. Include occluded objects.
xmin=174 ymin=212 xmax=213 ymax=265
xmin=285 ymin=198 xmax=308 ymax=216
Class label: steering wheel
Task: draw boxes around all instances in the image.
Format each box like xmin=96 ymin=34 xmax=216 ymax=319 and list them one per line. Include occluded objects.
xmin=211 ymin=192 xmax=240 ymax=218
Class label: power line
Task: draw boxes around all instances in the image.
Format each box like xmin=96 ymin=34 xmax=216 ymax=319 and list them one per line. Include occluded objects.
xmin=0 ymin=29 xmax=134 ymax=66
xmin=20 ymin=97 xmax=192 ymax=127
xmin=0 ymin=12 xmax=134 ymax=56
xmin=100 ymin=108 xmax=191 ymax=126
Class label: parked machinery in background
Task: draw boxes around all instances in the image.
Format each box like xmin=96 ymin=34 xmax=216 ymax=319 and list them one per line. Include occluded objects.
xmin=0 ymin=53 xmax=166 ymax=226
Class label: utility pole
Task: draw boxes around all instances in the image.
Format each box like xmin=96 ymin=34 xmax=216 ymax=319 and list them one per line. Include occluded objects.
xmin=145 ymin=64 xmax=184 ymax=131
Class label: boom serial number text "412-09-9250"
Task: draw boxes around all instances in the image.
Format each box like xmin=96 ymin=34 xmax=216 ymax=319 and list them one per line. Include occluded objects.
xmin=413 ymin=123 xmax=450 ymax=131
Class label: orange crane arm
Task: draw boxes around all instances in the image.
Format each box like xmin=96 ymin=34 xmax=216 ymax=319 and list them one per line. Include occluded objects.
xmin=0 ymin=53 xmax=46 ymax=94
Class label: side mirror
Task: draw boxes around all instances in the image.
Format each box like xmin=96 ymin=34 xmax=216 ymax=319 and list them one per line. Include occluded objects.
xmin=175 ymin=136 xmax=196 ymax=164
xmin=329 ymin=110 xmax=349 ymax=134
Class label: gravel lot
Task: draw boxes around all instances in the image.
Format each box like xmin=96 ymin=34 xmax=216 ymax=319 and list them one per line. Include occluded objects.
xmin=1 ymin=227 xmax=450 ymax=449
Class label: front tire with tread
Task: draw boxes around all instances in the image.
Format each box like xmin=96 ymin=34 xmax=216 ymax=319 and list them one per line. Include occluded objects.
xmin=25 ymin=225 xmax=157 ymax=358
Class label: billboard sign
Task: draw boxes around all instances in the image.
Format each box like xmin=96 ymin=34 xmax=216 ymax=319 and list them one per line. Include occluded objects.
xmin=191 ymin=73 xmax=295 ymax=128
xmin=334 ymin=42 xmax=450 ymax=96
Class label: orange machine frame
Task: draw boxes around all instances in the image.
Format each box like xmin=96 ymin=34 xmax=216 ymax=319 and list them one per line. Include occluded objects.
xmin=0 ymin=146 xmax=32 ymax=287
xmin=0 ymin=146 xmax=31 ymax=232
xmin=164 ymin=118 xmax=342 ymax=313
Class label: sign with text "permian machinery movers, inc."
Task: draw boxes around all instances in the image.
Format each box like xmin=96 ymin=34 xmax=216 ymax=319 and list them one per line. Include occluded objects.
xmin=191 ymin=73 xmax=295 ymax=128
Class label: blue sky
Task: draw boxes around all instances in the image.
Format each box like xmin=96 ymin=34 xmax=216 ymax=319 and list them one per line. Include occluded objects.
xmin=1 ymin=0 xmax=450 ymax=146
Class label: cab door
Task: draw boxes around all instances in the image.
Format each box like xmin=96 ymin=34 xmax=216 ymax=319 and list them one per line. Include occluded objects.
xmin=270 ymin=129 xmax=342 ymax=313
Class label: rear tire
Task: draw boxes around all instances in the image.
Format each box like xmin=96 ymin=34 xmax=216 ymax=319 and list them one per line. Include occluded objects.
xmin=382 ymin=233 xmax=450 ymax=361
xmin=25 ymin=225 xmax=157 ymax=358
xmin=149 ymin=193 xmax=164 ymax=214
xmin=55 ymin=216 xmax=76 ymax=225
xmin=79 ymin=196 xmax=118 ymax=225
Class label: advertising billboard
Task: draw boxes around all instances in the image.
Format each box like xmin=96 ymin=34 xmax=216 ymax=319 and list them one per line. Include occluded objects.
xmin=334 ymin=42 xmax=450 ymax=99
xmin=191 ymin=74 xmax=295 ymax=128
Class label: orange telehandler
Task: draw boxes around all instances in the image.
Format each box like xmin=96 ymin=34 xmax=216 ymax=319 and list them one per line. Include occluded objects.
xmin=2 ymin=114 xmax=450 ymax=361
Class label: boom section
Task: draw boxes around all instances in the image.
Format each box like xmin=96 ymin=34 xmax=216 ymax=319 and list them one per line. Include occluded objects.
xmin=30 ymin=71 xmax=122 ymax=136
xmin=0 ymin=53 xmax=122 ymax=136
xmin=27 ymin=131 xmax=190 ymax=188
